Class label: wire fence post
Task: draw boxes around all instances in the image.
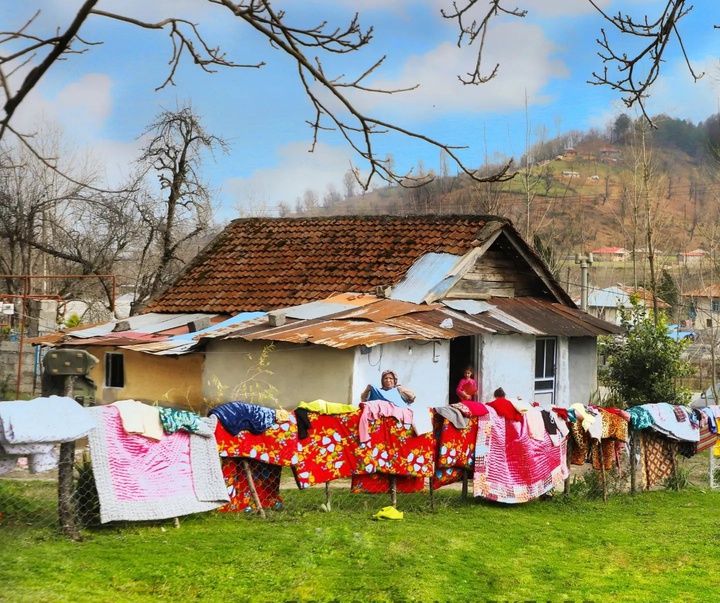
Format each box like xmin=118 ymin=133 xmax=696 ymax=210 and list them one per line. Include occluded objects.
xmin=241 ymin=459 xmax=266 ymax=518
xmin=629 ymin=430 xmax=637 ymax=495
xmin=389 ymin=475 xmax=397 ymax=508
xmin=58 ymin=375 xmax=80 ymax=540
xmin=564 ymin=438 xmax=572 ymax=497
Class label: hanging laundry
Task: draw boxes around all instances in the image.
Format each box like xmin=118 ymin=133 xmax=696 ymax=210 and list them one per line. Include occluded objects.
xmin=218 ymin=458 xmax=283 ymax=513
xmin=0 ymin=396 xmax=96 ymax=474
xmin=589 ymin=409 xmax=629 ymax=470
xmin=159 ymin=407 xmax=210 ymax=436
xmin=525 ymin=407 xmax=546 ymax=441
xmin=209 ymin=401 xmax=276 ymax=436
xmin=640 ymin=430 xmax=677 ymax=489
xmin=214 ymin=417 xmax=298 ymax=466
xmin=473 ymin=407 xmax=568 ymax=504
xmin=627 ymin=405 xmax=654 ymax=430
xmin=112 ymin=400 xmax=164 ymax=440
xmin=463 ymin=401 xmax=489 ymax=416
xmin=641 ymin=403 xmax=699 ymax=442
xmin=355 ymin=414 xmax=434 ymax=478
xmin=87 ymin=407 xmax=228 ymax=523
xmin=297 ymin=400 xmax=358 ymax=414
xmin=294 ymin=407 xmax=313 ymax=439
xmin=436 ymin=416 xmax=478 ymax=470
xmin=487 ymin=398 xmax=523 ymax=422
xmin=358 ymin=400 xmax=413 ymax=443
xmin=435 ymin=406 xmax=470 ymax=429
xmin=570 ymin=403 xmax=596 ymax=432
xmin=293 ymin=412 xmax=360 ymax=488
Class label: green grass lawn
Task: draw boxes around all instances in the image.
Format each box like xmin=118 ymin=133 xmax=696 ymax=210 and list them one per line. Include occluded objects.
xmin=3 ymin=486 xmax=720 ymax=602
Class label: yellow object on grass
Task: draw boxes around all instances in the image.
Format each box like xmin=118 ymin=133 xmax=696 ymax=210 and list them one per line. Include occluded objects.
xmin=372 ymin=506 xmax=404 ymax=520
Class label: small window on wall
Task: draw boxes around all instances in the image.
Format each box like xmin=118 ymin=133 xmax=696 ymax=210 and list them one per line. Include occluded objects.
xmin=713 ymin=300 xmax=720 ymax=313
xmin=707 ymin=318 xmax=713 ymax=328
xmin=105 ymin=353 xmax=125 ymax=388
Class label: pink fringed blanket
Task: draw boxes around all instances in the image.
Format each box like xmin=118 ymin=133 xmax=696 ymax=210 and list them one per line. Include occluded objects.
xmin=473 ymin=407 xmax=568 ymax=503
xmin=87 ymin=406 xmax=228 ymax=523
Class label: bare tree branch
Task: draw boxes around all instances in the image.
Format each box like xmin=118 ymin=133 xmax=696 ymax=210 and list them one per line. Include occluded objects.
xmin=441 ymin=0 xmax=527 ymax=85
xmin=1 ymin=0 xmax=100 ymax=140
xmin=588 ymin=0 xmax=704 ymax=126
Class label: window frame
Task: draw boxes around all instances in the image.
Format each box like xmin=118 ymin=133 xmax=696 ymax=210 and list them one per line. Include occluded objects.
xmin=104 ymin=352 xmax=125 ymax=389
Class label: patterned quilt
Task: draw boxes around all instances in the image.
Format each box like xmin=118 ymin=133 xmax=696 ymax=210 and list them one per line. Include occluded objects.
xmin=473 ymin=407 xmax=568 ymax=504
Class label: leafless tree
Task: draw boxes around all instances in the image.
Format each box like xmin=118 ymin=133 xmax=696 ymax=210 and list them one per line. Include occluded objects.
xmin=322 ymin=184 xmax=342 ymax=208
xmin=0 ymin=131 xmax=147 ymax=308
xmin=343 ymin=169 xmax=357 ymax=200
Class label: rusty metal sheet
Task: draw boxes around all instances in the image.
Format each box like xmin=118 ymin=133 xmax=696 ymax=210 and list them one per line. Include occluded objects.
xmin=240 ymin=319 xmax=416 ymax=349
xmin=338 ymin=298 xmax=440 ymax=322
xmin=489 ymin=298 xmax=621 ymax=336
xmin=384 ymin=309 xmax=496 ymax=339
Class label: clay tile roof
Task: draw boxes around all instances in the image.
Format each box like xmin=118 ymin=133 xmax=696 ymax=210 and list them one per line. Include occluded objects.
xmin=146 ymin=215 xmax=503 ymax=314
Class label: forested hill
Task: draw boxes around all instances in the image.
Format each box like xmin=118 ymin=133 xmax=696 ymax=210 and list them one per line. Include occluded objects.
xmin=292 ymin=113 xmax=720 ymax=259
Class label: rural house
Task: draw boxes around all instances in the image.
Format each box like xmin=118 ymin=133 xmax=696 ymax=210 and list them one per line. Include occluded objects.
xmin=682 ymin=284 xmax=720 ymax=330
xmin=580 ymin=284 xmax=669 ymax=326
xmin=38 ymin=215 xmax=619 ymax=410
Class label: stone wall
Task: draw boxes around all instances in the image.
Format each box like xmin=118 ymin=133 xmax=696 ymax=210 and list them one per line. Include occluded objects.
xmin=0 ymin=341 xmax=39 ymax=398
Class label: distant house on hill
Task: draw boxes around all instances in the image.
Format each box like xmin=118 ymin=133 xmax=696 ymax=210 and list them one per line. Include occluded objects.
xmin=591 ymin=247 xmax=628 ymax=262
xmin=677 ymin=249 xmax=707 ymax=266
xmin=600 ymin=147 xmax=620 ymax=158
xmin=682 ymin=284 xmax=720 ymax=330
xmin=580 ymin=284 xmax=669 ymax=325
xmin=564 ymin=148 xmax=577 ymax=159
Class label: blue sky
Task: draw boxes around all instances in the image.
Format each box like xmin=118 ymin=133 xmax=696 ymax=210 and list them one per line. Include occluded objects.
xmin=6 ymin=1 xmax=720 ymax=219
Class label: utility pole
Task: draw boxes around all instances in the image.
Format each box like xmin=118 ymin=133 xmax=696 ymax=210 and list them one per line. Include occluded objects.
xmin=575 ymin=252 xmax=594 ymax=311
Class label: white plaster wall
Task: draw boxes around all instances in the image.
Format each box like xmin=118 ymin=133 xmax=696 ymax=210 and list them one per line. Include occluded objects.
xmin=352 ymin=340 xmax=450 ymax=409
xmin=554 ymin=337 xmax=570 ymax=408
xmin=203 ymin=339 xmax=355 ymax=409
xmin=477 ymin=335 xmax=535 ymax=403
xmin=568 ymin=337 xmax=599 ymax=406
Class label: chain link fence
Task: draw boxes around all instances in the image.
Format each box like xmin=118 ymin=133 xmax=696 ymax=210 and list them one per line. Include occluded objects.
xmin=1 ymin=436 xmax=717 ymax=538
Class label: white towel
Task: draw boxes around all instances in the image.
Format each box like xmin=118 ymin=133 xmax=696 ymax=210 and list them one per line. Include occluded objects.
xmin=112 ymin=400 xmax=164 ymax=441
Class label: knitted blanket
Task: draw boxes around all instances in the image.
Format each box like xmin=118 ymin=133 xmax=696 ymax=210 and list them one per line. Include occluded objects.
xmin=473 ymin=407 xmax=568 ymax=504
xmin=87 ymin=407 xmax=228 ymax=523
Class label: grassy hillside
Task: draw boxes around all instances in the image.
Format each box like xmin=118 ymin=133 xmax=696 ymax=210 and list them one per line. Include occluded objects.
xmin=306 ymin=142 xmax=717 ymax=262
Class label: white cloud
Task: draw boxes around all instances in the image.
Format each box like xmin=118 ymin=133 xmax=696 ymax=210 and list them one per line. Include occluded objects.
xmin=222 ymin=141 xmax=355 ymax=217
xmin=647 ymin=56 xmax=720 ymax=123
xmin=12 ymin=72 xmax=113 ymax=138
xmin=347 ymin=21 xmax=567 ymax=118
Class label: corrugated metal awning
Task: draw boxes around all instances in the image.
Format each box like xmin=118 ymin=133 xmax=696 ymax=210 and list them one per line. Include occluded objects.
xmin=62 ymin=294 xmax=620 ymax=355
xmin=487 ymin=298 xmax=622 ymax=336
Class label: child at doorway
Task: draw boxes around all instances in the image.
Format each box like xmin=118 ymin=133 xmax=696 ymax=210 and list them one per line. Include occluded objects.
xmin=455 ymin=367 xmax=478 ymax=402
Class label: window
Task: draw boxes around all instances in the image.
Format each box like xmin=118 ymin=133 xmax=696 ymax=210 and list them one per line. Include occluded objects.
xmin=707 ymin=318 xmax=713 ymax=329
xmin=534 ymin=338 xmax=557 ymax=405
xmin=713 ymin=300 xmax=720 ymax=313
xmin=105 ymin=353 xmax=125 ymax=388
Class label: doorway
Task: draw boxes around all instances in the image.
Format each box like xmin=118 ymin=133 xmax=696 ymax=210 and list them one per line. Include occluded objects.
xmin=449 ymin=336 xmax=476 ymax=404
